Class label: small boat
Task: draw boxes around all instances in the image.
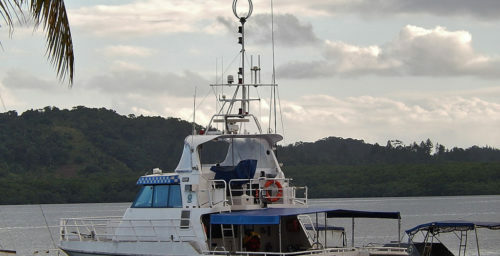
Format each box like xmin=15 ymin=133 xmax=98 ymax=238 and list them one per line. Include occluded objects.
xmin=405 ymin=220 xmax=500 ymax=256
xmin=58 ymin=1 xmax=408 ymax=255
xmin=0 ymin=249 xmax=16 ymax=255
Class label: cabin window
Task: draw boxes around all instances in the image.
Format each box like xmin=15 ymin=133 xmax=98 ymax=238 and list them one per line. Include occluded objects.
xmin=132 ymin=184 xmax=182 ymax=208
xmin=168 ymin=185 xmax=183 ymax=208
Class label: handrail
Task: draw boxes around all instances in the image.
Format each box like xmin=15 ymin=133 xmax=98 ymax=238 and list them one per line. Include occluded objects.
xmin=60 ymin=217 xmax=197 ymax=243
xmin=199 ymin=179 xmax=228 ymax=208
xmin=226 ymin=178 xmax=307 ymax=206
xmin=297 ymin=215 xmax=316 ymax=245
xmin=204 ymin=246 xmax=407 ymax=255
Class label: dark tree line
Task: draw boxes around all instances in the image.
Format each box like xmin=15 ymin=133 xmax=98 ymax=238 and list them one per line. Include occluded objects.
xmin=0 ymin=107 xmax=499 ymax=204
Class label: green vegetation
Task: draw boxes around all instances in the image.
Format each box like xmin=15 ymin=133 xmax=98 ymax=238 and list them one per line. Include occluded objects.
xmin=0 ymin=107 xmax=499 ymax=204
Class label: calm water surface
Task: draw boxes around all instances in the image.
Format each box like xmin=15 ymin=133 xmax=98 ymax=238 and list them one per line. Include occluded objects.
xmin=0 ymin=195 xmax=498 ymax=255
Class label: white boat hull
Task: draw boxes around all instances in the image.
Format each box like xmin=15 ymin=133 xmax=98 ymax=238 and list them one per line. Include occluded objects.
xmin=60 ymin=240 xmax=202 ymax=256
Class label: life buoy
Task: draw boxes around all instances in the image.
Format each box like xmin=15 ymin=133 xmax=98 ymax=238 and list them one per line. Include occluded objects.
xmin=264 ymin=180 xmax=283 ymax=202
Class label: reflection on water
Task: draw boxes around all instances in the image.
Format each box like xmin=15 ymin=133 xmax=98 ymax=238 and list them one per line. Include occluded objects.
xmin=0 ymin=196 xmax=498 ymax=255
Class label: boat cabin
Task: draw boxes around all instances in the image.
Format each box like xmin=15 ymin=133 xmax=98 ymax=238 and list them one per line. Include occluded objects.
xmin=172 ymin=134 xmax=308 ymax=210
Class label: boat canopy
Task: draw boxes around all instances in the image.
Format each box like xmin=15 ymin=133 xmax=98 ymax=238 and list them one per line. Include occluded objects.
xmin=210 ymin=208 xmax=401 ymax=225
xmin=326 ymin=209 xmax=401 ymax=219
xmin=405 ymin=220 xmax=500 ymax=236
xmin=175 ymin=134 xmax=283 ymax=172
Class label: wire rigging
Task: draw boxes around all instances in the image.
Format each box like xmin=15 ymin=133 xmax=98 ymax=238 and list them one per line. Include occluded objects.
xmin=0 ymin=92 xmax=7 ymax=112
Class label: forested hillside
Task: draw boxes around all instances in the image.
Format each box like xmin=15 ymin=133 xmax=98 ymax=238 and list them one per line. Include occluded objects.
xmin=0 ymin=106 xmax=499 ymax=204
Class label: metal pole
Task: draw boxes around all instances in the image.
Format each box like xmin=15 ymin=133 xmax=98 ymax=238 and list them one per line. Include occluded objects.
xmin=316 ymin=212 xmax=319 ymax=245
xmin=475 ymin=226 xmax=481 ymax=256
xmin=351 ymin=218 xmax=355 ymax=247
xmin=398 ymin=218 xmax=401 ymax=246
xmin=240 ymin=225 xmax=243 ymax=251
xmin=324 ymin=212 xmax=328 ymax=248
xmin=209 ymin=223 xmax=212 ymax=251
xmin=241 ymin=19 xmax=246 ymax=113
xmin=279 ymin=218 xmax=282 ymax=252
xmin=458 ymin=231 xmax=462 ymax=256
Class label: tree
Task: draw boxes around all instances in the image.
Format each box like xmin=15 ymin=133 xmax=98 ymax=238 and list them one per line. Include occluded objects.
xmin=1 ymin=0 xmax=74 ymax=84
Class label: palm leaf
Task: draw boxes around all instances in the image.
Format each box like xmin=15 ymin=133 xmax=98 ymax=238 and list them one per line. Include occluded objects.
xmin=1 ymin=0 xmax=74 ymax=85
xmin=0 ymin=0 xmax=23 ymax=35
xmin=30 ymin=0 xmax=74 ymax=85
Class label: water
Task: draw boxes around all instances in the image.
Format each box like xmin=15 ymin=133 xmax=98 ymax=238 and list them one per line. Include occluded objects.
xmin=0 ymin=196 xmax=498 ymax=255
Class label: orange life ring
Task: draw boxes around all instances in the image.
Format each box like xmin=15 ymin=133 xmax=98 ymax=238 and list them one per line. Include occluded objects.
xmin=264 ymin=180 xmax=283 ymax=202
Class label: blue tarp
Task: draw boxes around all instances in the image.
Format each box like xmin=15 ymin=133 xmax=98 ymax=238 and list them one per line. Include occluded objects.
xmin=210 ymin=208 xmax=401 ymax=225
xmin=210 ymin=159 xmax=257 ymax=185
xmin=406 ymin=220 xmax=500 ymax=236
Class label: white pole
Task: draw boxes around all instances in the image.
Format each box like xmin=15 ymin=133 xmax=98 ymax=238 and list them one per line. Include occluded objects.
xmin=475 ymin=226 xmax=481 ymax=256
xmin=192 ymin=87 xmax=197 ymax=135
xmin=398 ymin=218 xmax=401 ymax=246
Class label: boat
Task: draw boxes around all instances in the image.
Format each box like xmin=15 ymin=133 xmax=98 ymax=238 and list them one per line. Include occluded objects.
xmin=0 ymin=249 xmax=16 ymax=255
xmin=405 ymin=220 xmax=500 ymax=256
xmin=58 ymin=1 xmax=409 ymax=255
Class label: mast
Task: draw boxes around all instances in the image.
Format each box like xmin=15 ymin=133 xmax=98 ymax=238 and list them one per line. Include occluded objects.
xmin=233 ymin=0 xmax=253 ymax=115
xmin=207 ymin=0 xmax=278 ymax=136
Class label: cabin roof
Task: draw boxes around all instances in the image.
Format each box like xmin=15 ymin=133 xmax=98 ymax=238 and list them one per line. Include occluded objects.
xmin=184 ymin=134 xmax=283 ymax=149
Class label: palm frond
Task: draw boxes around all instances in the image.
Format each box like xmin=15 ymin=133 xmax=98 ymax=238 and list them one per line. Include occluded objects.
xmin=0 ymin=0 xmax=23 ymax=35
xmin=0 ymin=0 xmax=74 ymax=85
xmin=30 ymin=0 xmax=74 ymax=85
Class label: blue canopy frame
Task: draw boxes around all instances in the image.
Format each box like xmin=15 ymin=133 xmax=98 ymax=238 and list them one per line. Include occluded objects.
xmin=406 ymin=220 xmax=500 ymax=236
xmin=210 ymin=208 xmax=400 ymax=225
xmin=209 ymin=207 xmax=402 ymax=251
xmin=406 ymin=220 xmax=500 ymax=256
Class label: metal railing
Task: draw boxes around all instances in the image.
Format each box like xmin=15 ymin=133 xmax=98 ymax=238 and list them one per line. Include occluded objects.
xmin=297 ymin=215 xmax=316 ymax=245
xmin=204 ymin=246 xmax=407 ymax=255
xmin=199 ymin=179 xmax=228 ymax=208
xmin=60 ymin=217 xmax=197 ymax=243
xmin=226 ymin=178 xmax=307 ymax=207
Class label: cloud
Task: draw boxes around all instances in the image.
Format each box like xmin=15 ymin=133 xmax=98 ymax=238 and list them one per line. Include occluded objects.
xmin=98 ymin=45 xmax=155 ymax=57
xmin=84 ymin=69 xmax=209 ymax=97
xmin=278 ymin=25 xmax=500 ymax=79
xmin=218 ymin=13 xmax=320 ymax=47
xmin=2 ymin=70 xmax=64 ymax=92
xmin=68 ymin=0 xmax=229 ymax=36
xmin=279 ymin=95 xmax=500 ymax=148
xmin=285 ymin=0 xmax=500 ymax=20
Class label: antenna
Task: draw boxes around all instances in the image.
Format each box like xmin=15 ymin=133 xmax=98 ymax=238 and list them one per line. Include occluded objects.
xmin=192 ymin=87 xmax=197 ymax=135
xmin=271 ymin=0 xmax=277 ymax=134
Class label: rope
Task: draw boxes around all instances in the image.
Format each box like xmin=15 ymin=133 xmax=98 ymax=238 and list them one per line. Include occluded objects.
xmin=39 ymin=205 xmax=57 ymax=249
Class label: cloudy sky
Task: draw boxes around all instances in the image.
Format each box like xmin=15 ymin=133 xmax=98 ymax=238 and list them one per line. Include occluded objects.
xmin=1 ymin=0 xmax=500 ymax=148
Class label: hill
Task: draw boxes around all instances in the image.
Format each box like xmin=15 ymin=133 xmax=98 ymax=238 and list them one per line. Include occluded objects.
xmin=0 ymin=106 xmax=499 ymax=204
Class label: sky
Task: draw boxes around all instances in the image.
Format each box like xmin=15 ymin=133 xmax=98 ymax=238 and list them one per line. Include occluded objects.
xmin=1 ymin=0 xmax=500 ymax=148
